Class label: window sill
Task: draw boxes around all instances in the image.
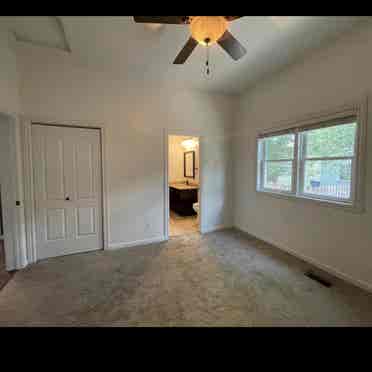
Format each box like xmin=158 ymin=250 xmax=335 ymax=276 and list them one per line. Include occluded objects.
xmin=256 ymin=189 xmax=364 ymax=214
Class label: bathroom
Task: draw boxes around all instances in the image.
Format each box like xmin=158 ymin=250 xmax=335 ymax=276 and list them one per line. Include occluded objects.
xmin=168 ymin=135 xmax=200 ymax=237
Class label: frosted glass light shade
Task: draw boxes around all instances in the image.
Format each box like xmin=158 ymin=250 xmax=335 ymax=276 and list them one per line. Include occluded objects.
xmin=181 ymin=139 xmax=198 ymax=150
xmin=190 ymin=16 xmax=228 ymax=46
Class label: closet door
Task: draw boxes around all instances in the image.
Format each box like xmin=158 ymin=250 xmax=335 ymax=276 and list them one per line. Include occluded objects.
xmin=32 ymin=125 xmax=102 ymax=260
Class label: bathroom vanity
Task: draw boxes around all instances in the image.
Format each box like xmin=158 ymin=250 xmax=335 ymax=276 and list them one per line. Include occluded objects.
xmin=169 ymin=183 xmax=198 ymax=216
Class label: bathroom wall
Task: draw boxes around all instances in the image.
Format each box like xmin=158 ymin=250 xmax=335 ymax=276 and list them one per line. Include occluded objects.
xmin=168 ymin=136 xmax=199 ymax=184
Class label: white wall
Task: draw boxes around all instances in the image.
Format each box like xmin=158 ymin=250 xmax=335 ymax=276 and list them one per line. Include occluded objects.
xmin=0 ymin=116 xmax=14 ymax=266
xmin=0 ymin=31 xmax=25 ymax=270
xmin=0 ymin=31 xmax=20 ymax=114
xmin=0 ymin=113 xmax=27 ymax=270
xmin=17 ymin=43 xmax=234 ymax=248
xmin=233 ymin=21 xmax=372 ymax=291
xmin=168 ymin=136 xmax=199 ymax=184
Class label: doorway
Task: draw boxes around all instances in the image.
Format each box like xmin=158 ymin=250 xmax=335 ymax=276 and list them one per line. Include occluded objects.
xmin=31 ymin=124 xmax=103 ymax=260
xmin=167 ymin=135 xmax=201 ymax=237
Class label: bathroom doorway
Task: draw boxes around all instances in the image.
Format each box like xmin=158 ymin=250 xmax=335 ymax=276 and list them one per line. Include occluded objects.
xmin=166 ymin=135 xmax=201 ymax=237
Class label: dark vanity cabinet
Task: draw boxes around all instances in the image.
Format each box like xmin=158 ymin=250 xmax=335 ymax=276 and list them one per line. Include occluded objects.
xmin=169 ymin=186 xmax=198 ymax=216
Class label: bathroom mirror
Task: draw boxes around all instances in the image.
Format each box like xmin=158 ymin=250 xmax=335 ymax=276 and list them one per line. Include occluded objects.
xmin=184 ymin=151 xmax=195 ymax=178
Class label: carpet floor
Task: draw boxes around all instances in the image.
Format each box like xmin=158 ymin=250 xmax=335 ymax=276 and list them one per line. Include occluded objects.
xmin=0 ymin=229 xmax=371 ymax=326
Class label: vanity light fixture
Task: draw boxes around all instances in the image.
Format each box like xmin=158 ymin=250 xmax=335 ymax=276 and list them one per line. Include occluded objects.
xmin=181 ymin=138 xmax=198 ymax=150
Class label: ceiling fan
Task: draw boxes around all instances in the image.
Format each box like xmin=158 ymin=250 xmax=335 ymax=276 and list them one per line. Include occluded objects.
xmin=133 ymin=16 xmax=247 ymax=64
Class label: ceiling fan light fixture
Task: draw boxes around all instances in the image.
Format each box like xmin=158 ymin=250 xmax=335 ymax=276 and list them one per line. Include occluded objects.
xmin=190 ymin=16 xmax=228 ymax=46
xmin=133 ymin=16 xmax=247 ymax=64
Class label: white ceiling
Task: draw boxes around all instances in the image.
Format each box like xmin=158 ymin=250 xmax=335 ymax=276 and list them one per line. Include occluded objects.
xmin=0 ymin=16 xmax=370 ymax=95
xmin=0 ymin=16 xmax=70 ymax=51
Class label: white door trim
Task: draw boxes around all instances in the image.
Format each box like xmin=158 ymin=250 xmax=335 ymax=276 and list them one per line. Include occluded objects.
xmin=0 ymin=111 xmax=27 ymax=271
xmin=164 ymin=129 xmax=204 ymax=240
xmin=20 ymin=117 xmax=110 ymax=265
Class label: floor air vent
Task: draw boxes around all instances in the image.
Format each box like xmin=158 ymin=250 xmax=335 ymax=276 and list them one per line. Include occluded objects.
xmin=305 ymin=271 xmax=332 ymax=288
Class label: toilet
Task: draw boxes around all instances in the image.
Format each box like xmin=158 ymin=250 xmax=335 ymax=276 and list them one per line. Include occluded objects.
xmin=193 ymin=202 xmax=199 ymax=223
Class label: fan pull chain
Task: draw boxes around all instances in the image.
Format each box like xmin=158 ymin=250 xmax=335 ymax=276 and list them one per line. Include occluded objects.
xmin=205 ymin=42 xmax=211 ymax=77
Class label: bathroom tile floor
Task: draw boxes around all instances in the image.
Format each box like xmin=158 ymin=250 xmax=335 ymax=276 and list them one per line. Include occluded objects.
xmin=169 ymin=211 xmax=198 ymax=237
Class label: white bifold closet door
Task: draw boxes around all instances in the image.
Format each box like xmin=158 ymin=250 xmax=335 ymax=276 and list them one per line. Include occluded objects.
xmin=32 ymin=124 xmax=102 ymax=260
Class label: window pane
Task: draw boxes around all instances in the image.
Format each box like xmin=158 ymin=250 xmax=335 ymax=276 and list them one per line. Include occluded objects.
xmin=264 ymin=161 xmax=293 ymax=191
xmin=304 ymin=122 xmax=357 ymax=158
xmin=303 ymin=159 xmax=352 ymax=199
xmin=264 ymin=134 xmax=295 ymax=160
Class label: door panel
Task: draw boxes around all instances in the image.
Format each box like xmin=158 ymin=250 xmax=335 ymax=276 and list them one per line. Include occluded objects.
xmin=74 ymin=141 xmax=95 ymax=200
xmin=76 ymin=207 xmax=96 ymax=237
xmin=46 ymin=208 xmax=67 ymax=241
xmin=45 ymin=137 xmax=65 ymax=201
xmin=32 ymin=125 xmax=102 ymax=260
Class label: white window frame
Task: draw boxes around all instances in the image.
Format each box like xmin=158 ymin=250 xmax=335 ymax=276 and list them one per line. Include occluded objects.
xmin=256 ymin=102 xmax=367 ymax=213
xmin=258 ymin=133 xmax=297 ymax=196
xmin=298 ymin=122 xmax=357 ymax=204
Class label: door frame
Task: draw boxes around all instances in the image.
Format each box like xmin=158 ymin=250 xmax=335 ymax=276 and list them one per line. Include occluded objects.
xmin=164 ymin=129 xmax=204 ymax=240
xmin=0 ymin=111 xmax=27 ymax=271
xmin=21 ymin=116 xmax=109 ymax=265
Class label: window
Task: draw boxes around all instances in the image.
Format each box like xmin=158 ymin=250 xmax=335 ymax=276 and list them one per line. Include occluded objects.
xmin=259 ymin=133 xmax=295 ymax=193
xmin=257 ymin=112 xmax=362 ymax=208
xmin=299 ymin=123 xmax=356 ymax=201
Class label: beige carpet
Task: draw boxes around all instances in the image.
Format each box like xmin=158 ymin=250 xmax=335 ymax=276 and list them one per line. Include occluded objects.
xmin=0 ymin=229 xmax=372 ymax=326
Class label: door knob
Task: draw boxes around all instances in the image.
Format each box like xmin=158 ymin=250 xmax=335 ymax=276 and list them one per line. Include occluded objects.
xmin=65 ymin=197 xmax=70 ymax=201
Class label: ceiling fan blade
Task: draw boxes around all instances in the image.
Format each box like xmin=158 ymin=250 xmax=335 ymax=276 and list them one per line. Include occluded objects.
xmin=217 ymin=30 xmax=246 ymax=60
xmin=133 ymin=16 xmax=188 ymax=25
xmin=224 ymin=16 xmax=244 ymax=22
xmin=173 ymin=37 xmax=198 ymax=64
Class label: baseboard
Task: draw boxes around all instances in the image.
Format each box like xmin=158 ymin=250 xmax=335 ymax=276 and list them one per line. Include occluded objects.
xmin=234 ymin=226 xmax=372 ymax=294
xmin=108 ymin=236 xmax=166 ymax=250
xmin=6 ymin=261 xmax=27 ymax=272
xmin=201 ymin=224 xmax=232 ymax=234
